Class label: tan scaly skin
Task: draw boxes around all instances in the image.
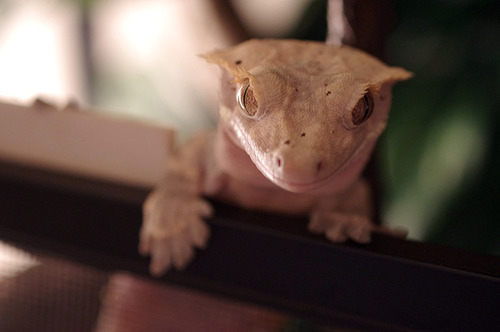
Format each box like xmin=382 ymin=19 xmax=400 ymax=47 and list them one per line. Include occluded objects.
xmin=139 ymin=39 xmax=412 ymax=276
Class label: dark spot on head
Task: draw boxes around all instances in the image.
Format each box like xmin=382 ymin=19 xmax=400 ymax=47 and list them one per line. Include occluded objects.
xmin=324 ymin=83 xmax=328 ymax=87
xmin=235 ymin=60 xmax=242 ymax=65
xmin=301 ymin=133 xmax=306 ymax=137
xmin=295 ymin=88 xmax=299 ymax=92
xmin=284 ymin=140 xmax=290 ymax=145
xmin=326 ymin=91 xmax=331 ymax=96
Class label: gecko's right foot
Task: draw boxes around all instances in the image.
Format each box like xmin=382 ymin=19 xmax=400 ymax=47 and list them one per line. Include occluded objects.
xmin=139 ymin=190 xmax=213 ymax=276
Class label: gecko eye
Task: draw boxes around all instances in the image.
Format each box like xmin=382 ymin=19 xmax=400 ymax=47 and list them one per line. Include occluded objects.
xmin=236 ymin=83 xmax=259 ymax=118
xmin=351 ymin=91 xmax=374 ymax=126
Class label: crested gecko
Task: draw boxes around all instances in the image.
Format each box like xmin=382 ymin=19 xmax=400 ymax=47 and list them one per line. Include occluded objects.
xmin=140 ymin=39 xmax=411 ymax=276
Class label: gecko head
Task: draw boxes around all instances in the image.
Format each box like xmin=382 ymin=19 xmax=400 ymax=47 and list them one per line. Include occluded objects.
xmin=204 ymin=39 xmax=412 ymax=193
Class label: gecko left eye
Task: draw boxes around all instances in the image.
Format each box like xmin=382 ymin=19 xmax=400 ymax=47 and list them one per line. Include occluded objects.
xmin=237 ymin=83 xmax=259 ymax=118
xmin=351 ymin=91 xmax=374 ymax=126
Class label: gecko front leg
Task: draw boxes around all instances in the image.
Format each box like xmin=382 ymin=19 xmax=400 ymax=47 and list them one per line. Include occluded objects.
xmin=139 ymin=133 xmax=213 ymax=276
xmin=308 ymin=179 xmax=407 ymax=243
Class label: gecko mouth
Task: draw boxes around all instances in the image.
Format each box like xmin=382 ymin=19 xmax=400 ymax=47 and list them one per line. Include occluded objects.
xmin=224 ymin=118 xmax=378 ymax=194
xmin=248 ymin=151 xmax=344 ymax=193
xmin=254 ymin=136 xmax=376 ymax=194
xmin=265 ymin=123 xmax=384 ymax=193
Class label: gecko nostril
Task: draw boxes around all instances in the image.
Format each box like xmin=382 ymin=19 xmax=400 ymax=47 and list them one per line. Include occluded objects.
xmin=277 ymin=157 xmax=282 ymax=168
xmin=316 ymin=161 xmax=323 ymax=173
xmin=284 ymin=140 xmax=290 ymax=145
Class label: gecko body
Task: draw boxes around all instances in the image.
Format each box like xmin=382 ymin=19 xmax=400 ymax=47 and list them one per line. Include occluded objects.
xmin=140 ymin=39 xmax=411 ymax=275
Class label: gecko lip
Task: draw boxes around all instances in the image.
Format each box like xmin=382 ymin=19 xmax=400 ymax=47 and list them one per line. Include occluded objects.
xmin=271 ymin=175 xmax=336 ymax=193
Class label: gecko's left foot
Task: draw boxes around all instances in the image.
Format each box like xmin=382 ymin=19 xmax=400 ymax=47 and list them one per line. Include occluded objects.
xmin=308 ymin=211 xmax=407 ymax=243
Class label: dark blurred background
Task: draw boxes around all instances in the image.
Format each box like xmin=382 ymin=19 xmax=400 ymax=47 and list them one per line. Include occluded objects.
xmin=0 ymin=0 xmax=498 ymax=255
xmin=381 ymin=0 xmax=499 ymax=255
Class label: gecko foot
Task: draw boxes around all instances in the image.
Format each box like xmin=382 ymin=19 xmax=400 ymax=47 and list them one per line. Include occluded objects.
xmin=308 ymin=211 xmax=407 ymax=243
xmin=139 ymin=190 xmax=213 ymax=276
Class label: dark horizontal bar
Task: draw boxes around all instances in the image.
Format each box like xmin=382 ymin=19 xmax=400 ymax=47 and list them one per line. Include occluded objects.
xmin=0 ymin=161 xmax=499 ymax=330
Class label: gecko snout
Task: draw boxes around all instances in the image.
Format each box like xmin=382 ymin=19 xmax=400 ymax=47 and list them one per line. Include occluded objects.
xmin=273 ymin=150 xmax=326 ymax=181
xmin=270 ymin=130 xmax=328 ymax=186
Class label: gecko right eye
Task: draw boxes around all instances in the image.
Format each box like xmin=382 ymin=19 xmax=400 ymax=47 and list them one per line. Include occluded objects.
xmin=237 ymin=83 xmax=259 ymax=118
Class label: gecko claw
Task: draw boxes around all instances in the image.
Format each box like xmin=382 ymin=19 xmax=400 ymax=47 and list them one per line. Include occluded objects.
xmin=308 ymin=211 xmax=406 ymax=244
